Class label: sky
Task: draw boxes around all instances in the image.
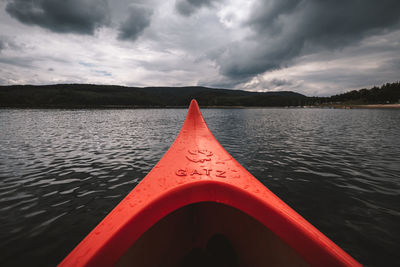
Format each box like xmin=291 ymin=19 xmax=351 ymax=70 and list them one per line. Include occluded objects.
xmin=0 ymin=0 xmax=399 ymax=96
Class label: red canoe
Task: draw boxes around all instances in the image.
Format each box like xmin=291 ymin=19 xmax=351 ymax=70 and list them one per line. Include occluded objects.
xmin=60 ymin=100 xmax=361 ymax=267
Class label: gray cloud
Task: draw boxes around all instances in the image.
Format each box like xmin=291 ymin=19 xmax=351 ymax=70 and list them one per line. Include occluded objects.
xmin=175 ymin=0 xmax=220 ymax=16
xmin=0 ymin=35 xmax=22 ymax=52
xmin=118 ymin=5 xmax=153 ymax=41
xmin=5 ymin=0 xmax=110 ymax=34
xmin=269 ymin=78 xmax=293 ymax=87
xmin=239 ymin=29 xmax=400 ymax=95
xmin=0 ymin=55 xmax=36 ymax=69
xmin=216 ymin=0 xmax=400 ymax=79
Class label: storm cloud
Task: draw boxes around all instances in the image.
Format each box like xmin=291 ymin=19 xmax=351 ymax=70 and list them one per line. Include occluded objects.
xmin=118 ymin=5 xmax=153 ymax=41
xmin=5 ymin=0 xmax=110 ymax=34
xmin=0 ymin=0 xmax=399 ymax=95
xmin=216 ymin=0 xmax=400 ymax=78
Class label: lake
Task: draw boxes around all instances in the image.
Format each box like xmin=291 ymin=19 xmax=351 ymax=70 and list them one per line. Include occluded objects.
xmin=0 ymin=108 xmax=399 ymax=266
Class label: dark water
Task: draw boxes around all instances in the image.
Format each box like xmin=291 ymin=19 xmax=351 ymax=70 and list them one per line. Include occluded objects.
xmin=0 ymin=108 xmax=399 ymax=267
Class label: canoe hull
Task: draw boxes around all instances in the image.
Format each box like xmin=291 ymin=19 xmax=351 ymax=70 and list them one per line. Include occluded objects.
xmin=117 ymin=201 xmax=308 ymax=267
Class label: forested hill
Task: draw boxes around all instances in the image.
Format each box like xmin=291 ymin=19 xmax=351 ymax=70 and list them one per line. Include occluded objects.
xmin=0 ymin=84 xmax=306 ymax=108
xmin=311 ymin=82 xmax=400 ymax=105
xmin=0 ymin=82 xmax=399 ymax=108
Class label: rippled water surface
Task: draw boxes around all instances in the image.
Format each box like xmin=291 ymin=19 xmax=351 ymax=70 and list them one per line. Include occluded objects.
xmin=1 ymin=108 xmax=399 ymax=266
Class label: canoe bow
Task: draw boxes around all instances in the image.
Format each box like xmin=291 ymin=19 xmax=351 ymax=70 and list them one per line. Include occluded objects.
xmin=60 ymin=99 xmax=361 ymax=267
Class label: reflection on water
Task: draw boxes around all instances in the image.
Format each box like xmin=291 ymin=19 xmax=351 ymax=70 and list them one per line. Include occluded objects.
xmin=0 ymin=108 xmax=399 ymax=266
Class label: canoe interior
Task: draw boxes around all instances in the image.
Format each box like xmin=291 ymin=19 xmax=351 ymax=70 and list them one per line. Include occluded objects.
xmin=116 ymin=202 xmax=309 ymax=267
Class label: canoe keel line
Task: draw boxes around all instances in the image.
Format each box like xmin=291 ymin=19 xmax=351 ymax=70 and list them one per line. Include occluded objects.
xmin=60 ymin=100 xmax=361 ymax=267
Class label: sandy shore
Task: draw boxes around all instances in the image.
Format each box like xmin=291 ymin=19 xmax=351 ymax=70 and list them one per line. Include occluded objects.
xmin=310 ymin=104 xmax=400 ymax=109
xmin=351 ymin=104 xmax=400 ymax=109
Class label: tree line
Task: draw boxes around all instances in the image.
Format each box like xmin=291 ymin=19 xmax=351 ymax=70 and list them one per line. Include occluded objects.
xmin=0 ymin=82 xmax=398 ymax=108
xmin=0 ymin=84 xmax=306 ymax=108
xmin=310 ymin=82 xmax=400 ymax=105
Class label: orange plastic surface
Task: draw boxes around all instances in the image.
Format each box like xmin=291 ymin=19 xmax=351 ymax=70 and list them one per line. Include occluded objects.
xmin=59 ymin=100 xmax=361 ymax=267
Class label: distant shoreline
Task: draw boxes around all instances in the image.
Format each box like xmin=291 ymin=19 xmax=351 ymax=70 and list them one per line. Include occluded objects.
xmin=1 ymin=83 xmax=399 ymax=109
xmin=0 ymin=84 xmax=309 ymax=108
xmin=1 ymin=104 xmax=400 ymax=109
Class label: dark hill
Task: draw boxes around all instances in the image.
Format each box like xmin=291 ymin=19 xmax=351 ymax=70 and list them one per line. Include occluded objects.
xmin=0 ymin=84 xmax=306 ymax=108
xmin=326 ymin=82 xmax=400 ymax=104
